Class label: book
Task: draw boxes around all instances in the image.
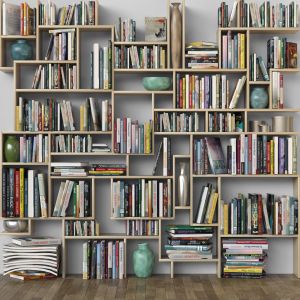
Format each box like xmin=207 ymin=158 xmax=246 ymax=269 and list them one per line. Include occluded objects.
xmin=115 ymin=18 xmax=136 ymax=42
xmin=12 ymin=237 xmax=61 ymax=246
xmin=152 ymin=141 xmax=163 ymax=175
xmin=228 ymin=76 xmax=247 ymax=108
xmin=2 ymin=3 xmax=20 ymax=35
xmin=145 ymin=17 xmax=167 ymax=42
xmin=205 ymin=137 xmax=227 ymax=174
xmin=126 ymin=220 xmax=159 ymax=236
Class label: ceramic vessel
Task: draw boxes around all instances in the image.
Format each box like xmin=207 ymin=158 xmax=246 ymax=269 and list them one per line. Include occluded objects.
xmin=4 ymin=135 xmax=20 ymax=162
xmin=178 ymin=162 xmax=189 ymax=206
xmin=171 ymin=2 xmax=182 ymax=68
xmin=250 ymin=87 xmax=268 ymax=108
xmin=10 ymin=40 xmax=33 ymax=60
xmin=133 ymin=243 xmax=154 ymax=278
xmin=3 ymin=220 xmax=28 ymax=232
xmin=142 ymin=77 xmax=172 ymax=90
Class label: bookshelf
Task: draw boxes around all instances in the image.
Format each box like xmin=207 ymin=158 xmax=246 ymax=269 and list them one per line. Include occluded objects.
xmin=0 ymin=0 xmax=299 ymax=280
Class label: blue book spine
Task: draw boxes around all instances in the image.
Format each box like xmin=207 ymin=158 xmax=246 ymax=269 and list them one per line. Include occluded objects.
xmin=99 ymin=48 xmax=104 ymax=89
xmin=112 ymin=243 xmax=116 ymax=279
xmin=62 ymin=33 xmax=67 ymax=60
xmin=96 ymin=242 xmax=101 ymax=279
xmin=234 ymin=35 xmax=238 ymax=68
xmin=24 ymin=177 xmax=28 ymax=217
xmin=278 ymin=137 xmax=285 ymax=174
xmin=244 ymin=137 xmax=248 ymax=175
xmin=140 ymin=125 xmax=144 ymax=154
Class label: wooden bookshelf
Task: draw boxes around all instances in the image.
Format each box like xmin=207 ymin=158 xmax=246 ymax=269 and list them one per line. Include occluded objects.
xmin=0 ymin=0 xmax=299 ymax=280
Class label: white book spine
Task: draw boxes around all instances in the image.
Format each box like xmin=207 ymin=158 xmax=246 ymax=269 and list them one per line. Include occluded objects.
xmin=230 ymin=138 xmax=237 ymax=175
xmin=274 ymin=136 xmax=279 ymax=175
xmin=159 ymin=182 xmax=163 ymax=217
xmin=141 ymin=179 xmax=145 ymax=217
xmin=93 ymin=43 xmax=100 ymax=89
xmin=252 ymin=133 xmax=257 ymax=175
xmin=28 ymin=170 xmax=35 ymax=218
xmin=288 ymin=137 xmax=293 ymax=175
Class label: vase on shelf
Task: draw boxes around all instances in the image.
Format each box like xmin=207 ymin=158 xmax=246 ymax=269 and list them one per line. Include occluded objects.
xmin=178 ymin=162 xmax=189 ymax=206
xmin=250 ymin=87 xmax=269 ymax=108
xmin=171 ymin=2 xmax=182 ymax=68
xmin=3 ymin=220 xmax=28 ymax=233
xmin=10 ymin=40 xmax=33 ymax=61
xmin=4 ymin=135 xmax=19 ymax=162
xmin=133 ymin=243 xmax=154 ymax=278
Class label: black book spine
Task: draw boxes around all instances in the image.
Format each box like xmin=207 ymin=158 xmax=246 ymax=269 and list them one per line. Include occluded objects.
xmin=34 ymin=175 xmax=41 ymax=217
xmin=237 ymin=199 xmax=241 ymax=234
xmin=2 ymin=169 xmax=7 ymax=217
xmin=84 ymin=181 xmax=90 ymax=217
xmin=125 ymin=183 xmax=129 ymax=217
xmin=227 ymin=145 xmax=232 ymax=174
xmin=9 ymin=168 xmax=15 ymax=217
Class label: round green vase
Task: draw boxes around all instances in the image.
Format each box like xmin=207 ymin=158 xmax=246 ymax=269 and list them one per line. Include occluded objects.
xmin=133 ymin=243 xmax=154 ymax=278
xmin=250 ymin=87 xmax=269 ymax=108
xmin=10 ymin=39 xmax=33 ymax=60
xmin=142 ymin=77 xmax=172 ymax=91
xmin=4 ymin=136 xmax=20 ymax=162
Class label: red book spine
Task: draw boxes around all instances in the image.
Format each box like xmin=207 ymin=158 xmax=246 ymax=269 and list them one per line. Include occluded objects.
xmin=237 ymin=138 xmax=241 ymax=174
xmin=267 ymin=141 xmax=271 ymax=174
xmin=248 ymin=134 xmax=252 ymax=175
xmin=179 ymin=79 xmax=183 ymax=108
xmin=258 ymin=194 xmax=263 ymax=234
xmin=15 ymin=170 xmax=20 ymax=217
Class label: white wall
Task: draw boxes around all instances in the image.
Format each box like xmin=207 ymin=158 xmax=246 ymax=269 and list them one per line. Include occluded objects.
xmin=0 ymin=0 xmax=299 ymax=275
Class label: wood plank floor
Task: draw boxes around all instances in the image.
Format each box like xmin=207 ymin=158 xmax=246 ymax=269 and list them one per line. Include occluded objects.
xmin=1 ymin=275 xmax=300 ymax=300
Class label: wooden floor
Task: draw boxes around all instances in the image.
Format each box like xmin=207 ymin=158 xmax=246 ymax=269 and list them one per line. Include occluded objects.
xmin=1 ymin=275 xmax=300 ymax=299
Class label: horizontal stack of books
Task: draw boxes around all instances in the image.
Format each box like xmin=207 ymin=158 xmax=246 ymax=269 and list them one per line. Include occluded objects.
xmin=115 ymin=18 xmax=136 ymax=42
xmin=65 ymin=220 xmax=100 ymax=236
xmin=32 ymin=64 xmax=77 ymax=90
xmin=114 ymin=45 xmax=166 ymax=69
xmin=51 ymin=162 xmax=89 ymax=177
xmin=175 ymin=74 xmax=246 ymax=109
xmin=79 ymin=98 xmax=112 ymax=131
xmin=165 ymin=225 xmax=213 ymax=260
xmin=272 ymin=72 xmax=284 ymax=108
xmin=208 ymin=112 xmax=244 ymax=132
xmin=267 ymin=37 xmax=297 ymax=69
xmin=4 ymin=238 xmax=61 ymax=280
xmin=2 ymin=169 xmax=47 ymax=218
xmin=88 ymin=164 xmax=126 ymax=176
xmin=126 ymin=220 xmax=159 ymax=236
xmin=221 ymin=31 xmax=246 ymax=69
xmin=38 ymin=1 xmax=96 ymax=25
xmin=194 ymin=183 xmax=219 ymax=224
xmin=17 ymin=134 xmax=49 ymax=163
xmin=83 ymin=240 xmax=125 ymax=279
xmin=51 ymin=134 xmax=93 ymax=153
xmin=154 ymin=112 xmax=201 ymax=132
xmin=91 ymin=143 xmax=111 ymax=153
xmin=112 ymin=179 xmax=172 ymax=218
xmin=221 ymin=193 xmax=298 ymax=235
xmin=52 ymin=180 xmax=90 ymax=217
xmin=185 ymin=41 xmax=218 ymax=69
xmin=222 ymin=239 xmax=268 ymax=279
xmin=249 ymin=53 xmax=269 ymax=81
xmin=91 ymin=42 xmax=112 ymax=90
xmin=113 ymin=118 xmax=153 ymax=154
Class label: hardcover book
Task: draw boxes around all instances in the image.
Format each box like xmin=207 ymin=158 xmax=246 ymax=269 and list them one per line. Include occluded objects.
xmin=205 ymin=137 xmax=227 ymax=174
xmin=145 ymin=17 xmax=167 ymax=42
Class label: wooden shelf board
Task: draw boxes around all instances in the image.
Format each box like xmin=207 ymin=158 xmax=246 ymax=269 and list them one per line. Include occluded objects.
xmin=0 ymin=66 xmax=13 ymax=72
xmin=50 ymin=152 xmax=113 ymax=156
xmin=175 ymin=68 xmax=247 ymax=73
xmin=38 ymin=25 xmax=114 ymax=31
xmin=192 ymin=132 xmax=299 ymax=136
xmin=0 ymin=232 xmax=31 ymax=236
xmin=175 ymin=206 xmax=191 ymax=210
xmin=1 ymin=35 xmax=36 ymax=40
xmin=111 ymin=217 xmax=174 ymax=220
xmin=218 ymin=27 xmax=300 ymax=34
xmin=160 ymin=256 xmax=219 ymax=263
xmin=114 ymin=68 xmax=173 ymax=73
xmin=2 ymin=162 xmax=48 ymax=166
xmin=191 ymin=223 xmax=219 ymax=227
xmin=192 ymin=174 xmax=298 ymax=178
xmin=15 ymin=60 xmax=77 ymax=64
xmin=154 ymin=108 xmax=245 ymax=112
xmin=114 ymin=41 xmax=168 ymax=46
xmin=269 ymin=68 xmax=300 ymax=73
xmin=114 ymin=90 xmax=173 ymax=95
xmin=64 ymin=234 xmax=126 ymax=240
xmin=249 ymin=81 xmax=270 ymax=85
xmin=248 ymin=108 xmax=300 ymax=112
xmin=220 ymin=234 xmax=298 ymax=238
xmin=50 ymin=175 xmax=172 ymax=180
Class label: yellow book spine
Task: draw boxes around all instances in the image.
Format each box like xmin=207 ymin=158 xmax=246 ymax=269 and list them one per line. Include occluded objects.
xmin=19 ymin=168 xmax=25 ymax=218
xmin=145 ymin=122 xmax=151 ymax=154
xmin=182 ymin=78 xmax=186 ymax=109
xmin=80 ymin=105 xmax=84 ymax=131
xmin=16 ymin=106 xmax=20 ymax=131
xmin=224 ymin=203 xmax=229 ymax=235
xmin=270 ymin=140 xmax=274 ymax=174
xmin=224 ymin=268 xmax=263 ymax=273
xmin=241 ymin=33 xmax=245 ymax=69
xmin=208 ymin=193 xmax=218 ymax=224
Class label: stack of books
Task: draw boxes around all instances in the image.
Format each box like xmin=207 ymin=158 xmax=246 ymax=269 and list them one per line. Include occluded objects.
xmin=51 ymin=162 xmax=89 ymax=177
xmin=185 ymin=41 xmax=218 ymax=69
xmin=91 ymin=143 xmax=111 ymax=153
xmin=83 ymin=240 xmax=125 ymax=279
xmin=52 ymin=180 xmax=90 ymax=217
xmin=65 ymin=220 xmax=100 ymax=236
xmin=18 ymin=134 xmax=49 ymax=163
xmin=2 ymin=169 xmax=47 ymax=218
xmin=115 ymin=18 xmax=136 ymax=42
xmin=88 ymin=164 xmax=126 ymax=176
xmin=126 ymin=220 xmax=159 ymax=236
xmin=3 ymin=237 xmax=61 ymax=280
xmin=249 ymin=53 xmax=269 ymax=81
xmin=221 ymin=193 xmax=298 ymax=235
xmin=222 ymin=239 xmax=268 ymax=279
xmin=165 ymin=225 xmax=213 ymax=260
xmin=112 ymin=179 xmax=172 ymax=218
xmin=208 ymin=112 xmax=244 ymax=132
xmin=51 ymin=134 xmax=93 ymax=153
xmin=38 ymin=1 xmax=96 ymax=25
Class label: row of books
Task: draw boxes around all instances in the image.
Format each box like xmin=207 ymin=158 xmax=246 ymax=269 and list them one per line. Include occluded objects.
xmin=114 ymin=46 xmax=166 ymax=69
xmin=51 ymin=134 xmax=93 ymax=153
xmin=2 ymin=169 xmax=47 ymax=218
xmin=65 ymin=220 xmax=100 ymax=236
xmin=272 ymin=71 xmax=284 ymax=109
xmin=185 ymin=41 xmax=218 ymax=69
xmin=218 ymin=1 xmax=298 ymax=28
xmin=222 ymin=239 xmax=268 ymax=279
xmin=165 ymin=226 xmax=213 ymax=260
xmin=114 ymin=18 xmax=136 ymax=42
xmin=267 ymin=37 xmax=297 ymax=69
xmin=208 ymin=112 xmax=244 ymax=132
xmin=175 ymin=74 xmax=246 ymax=109
xmin=52 ymin=180 xmax=90 ymax=217
xmin=91 ymin=42 xmax=112 ymax=90
xmin=38 ymin=1 xmax=96 ymax=26
xmin=249 ymin=53 xmax=269 ymax=81
xmin=83 ymin=240 xmax=125 ymax=280
xmin=194 ymin=184 xmax=219 ymax=224
xmin=2 ymin=2 xmax=36 ymax=36
xmin=16 ymin=134 xmax=49 ymax=163
xmin=32 ymin=64 xmax=77 ymax=90
xmin=79 ymin=98 xmax=112 ymax=132
xmin=45 ymin=29 xmax=76 ymax=61
xmin=112 ymin=179 xmax=172 ymax=218
xmin=221 ymin=193 xmax=298 ymax=235
xmin=221 ymin=31 xmax=246 ymax=69
xmin=89 ymin=164 xmax=126 ymax=176
xmin=113 ymin=118 xmax=153 ymax=154
xmin=154 ymin=112 xmax=201 ymax=133
xmin=126 ymin=220 xmax=159 ymax=236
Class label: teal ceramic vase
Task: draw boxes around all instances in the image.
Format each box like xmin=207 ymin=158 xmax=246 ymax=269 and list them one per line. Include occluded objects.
xmin=4 ymin=136 xmax=19 ymax=162
xmin=11 ymin=40 xmax=33 ymax=60
xmin=133 ymin=243 xmax=154 ymax=278
xmin=250 ymin=87 xmax=269 ymax=108
xmin=142 ymin=77 xmax=172 ymax=91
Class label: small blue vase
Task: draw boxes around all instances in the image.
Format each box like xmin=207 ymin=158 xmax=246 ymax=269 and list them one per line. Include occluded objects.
xmin=10 ymin=40 xmax=33 ymax=60
xmin=250 ymin=87 xmax=269 ymax=109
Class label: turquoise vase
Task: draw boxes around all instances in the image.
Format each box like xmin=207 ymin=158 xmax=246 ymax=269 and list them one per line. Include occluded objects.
xmin=10 ymin=40 xmax=33 ymax=60
xmin=142 ymin=77 xmax=172 ymax=91
xmin=4 ymin=136 xmax=20 ymax=162
xmin=133 ymin=243 xmax=154 ymax=278
xmin=250 ymin=87 xmax=269 ymax=108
